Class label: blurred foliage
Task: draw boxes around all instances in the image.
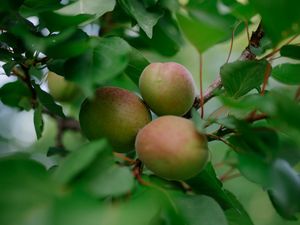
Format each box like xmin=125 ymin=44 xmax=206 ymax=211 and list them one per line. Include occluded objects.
xmin=0 ymin=0 xmax=300 ymax=225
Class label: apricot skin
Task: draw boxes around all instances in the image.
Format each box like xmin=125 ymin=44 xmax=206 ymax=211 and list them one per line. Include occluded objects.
xmin=79 ymin=87 xmax=151 ymax=153
xmin=139 ymin=62 xmax=195 ymax=116
xmin=47 ymin=72 xmax=79 ymax=102
xmin=135 ymin=116 xmax=208 ymax=180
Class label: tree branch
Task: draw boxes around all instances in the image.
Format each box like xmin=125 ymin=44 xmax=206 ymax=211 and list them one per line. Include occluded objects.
xmin=188 ymin=21 xmax=265 ymax=115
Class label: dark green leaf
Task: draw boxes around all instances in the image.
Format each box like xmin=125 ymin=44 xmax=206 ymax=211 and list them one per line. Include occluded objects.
xmin=0 ymin=156 xmax=106 ymax=225
xmin=220 ymin=60 xmax=269 ymax=98
xmin=53 ymin=139 xmax=109 ymax=184
xmin=2 ymin=61 xmax=17 ymax=76
xmin=124 ymin=47 xmax=149 ymax=85
xmin=0 ymin=80 xmax=31 ymax=110
xmin=144 ymin=12 xmax=182 ymax=56
xmin=186 ymin=163 xmax=254 ymax=224
xmin=249 ymin=0 xmax=300 ymax=44
xmin=0 ymin=157 xmax=57 ymax=225
xmin=33 ymin=104 xmax=44 ymax=139
xmin=33 ymin=82 xmax=65 ymax=117
xmin=177 ymin=1 xmax=235 ymax=53
xmin=21 ymin=0 xmax=62 ymax=15
xmin=74 ymin=143 xmax=134 ymax=197
xmin=280 ymin=45 xmax=300 ymax=60
xmin=64 ymin=37 xmax=131 ymax=96
xmin=45 ymin=29 xmax=90 ymax=59
xmin=119 ymin=0 xmax=163 ymax=38
xmin=0 ymin=0 xmax=24 ymax=11
xmin=272 ymin=63 xmax=300 ymax=85
xmin=57 ymin=0 xmax=116 ymax=19
xmin=238 ymin=154 xmax=300 ymax=219
xmin=39 ymin=12 xmax=93 ymax=32
xmin=175 ymin=195 xmax=228 ymax=225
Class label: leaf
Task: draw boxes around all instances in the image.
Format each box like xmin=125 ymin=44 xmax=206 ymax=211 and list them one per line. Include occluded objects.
xmin=186 ymin=163 xmax=254 ymax=224
xmin=57 ymin=0 xmax=116 ymax=19
xmin=249 ymin=0 xmax=300 ymax=44
xmin=33 ymin=104 xmax=44 ymax=139
xmin=53 ymin=139 xmax=109 ymax=184
xmin=144 ymin=12 xmax=183 ymax=56
xmin=82 ymin=164 xmax=134 ymax=197
xmin=175 ymin=195 xmax=228 ymax=225
xmin=64 ymin=37 xmax=131 ymax=96
xmin=0 ymin=80 xmax=31 ymax=110
xmin=272 ymin=63 xmax=300 ymax=85
xmin=45 ymin=29 xmax=90 ymax=59
xmin=119 ymin=0 xmax=163 ymax=38
xmin=176 ymin=0 xmax=235 ymax=52
xmin=191 ymin=108 xmax=206 ymax=133
xmin=0 ymin=0 xmax=24 ymax=11
xmin=39 ymin=11 xmax=93 ymax=32
xmin=75 ymin=144 xmax=134 ymax=198
xmin=0 ymin=157 xmax=57 ymax=225
xmin=238 ymin=154 xmax=300 ymax=219
xmin=33 ymin=82 xmax=65 ymax=118
xmin=280 ymin=45 xmax=300 ymax=60
xmin=220 ymin=60 xmax=269 ymax=98
xmin=0 ymin=156 xmax=106 ymax=225
xmin=2 ymin=61 xmax=17 ymax=76
xmin=124 ymin=47 xmax=149 ymax=86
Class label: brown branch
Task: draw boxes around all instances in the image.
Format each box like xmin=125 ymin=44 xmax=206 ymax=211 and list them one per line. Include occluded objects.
xmin=186 ymin=21 xmax=265 ymax=117
xmin=43 ymin=109 xmax=81 ymax=151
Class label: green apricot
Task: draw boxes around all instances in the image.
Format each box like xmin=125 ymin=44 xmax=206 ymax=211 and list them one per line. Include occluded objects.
xmin=139 ymin=62 xmax=195 ymax=116
xmin=79 ymin=87 xmax=151 ymax=153
xmin=47 ymin=72 xmax=79 ymax=102
xmin=135 ymin=115 xmax=208 ymax=180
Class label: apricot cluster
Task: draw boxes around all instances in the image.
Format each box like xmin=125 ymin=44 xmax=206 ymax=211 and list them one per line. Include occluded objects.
xmin=79 ymin=62 xmax=209 ymax=180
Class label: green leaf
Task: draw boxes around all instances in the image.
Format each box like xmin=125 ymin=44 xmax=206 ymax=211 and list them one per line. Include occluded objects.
xmin=124 ymin=47 xmax=149 ymax=86
xmin=2 ymin=61 xmax=17 ymax=76
xmin=21 ymin=0 xmax=62 ymax=15
xmin=280 ymin=45 xmax=300 ymax=60
xmin=57 ymin=0 xmax=116 ymax=19
xmin=191 ymin=108 xmax=206 ymax=133
xmin=238 ymin=154 xmax=300 ymax=219
xmin=0 ymin=0 xmax=24 ymax=11
xmin=0 ymin=157 xmax=57 ymax=225
xmin=272 ymin=63 xmax=300 ymax=85
xmin=45 ymin=29 xmax=90 ymax=59
xmin=53 ymin=139 xmax=109 ymax=184
xmin=0 ymin=80 xmax=31 ymax=110
xmin=177 ymin=0 xmax=235 ymax=53
xmin=145 ymin=12 xmax=182 ymax=56
xmin=175 ymin=195 xmax=228 ymax=225
xmin=64 ymin=37 xmax=131 ymax=96
xmin=39 ymin=11 xmax=93 ymax=32
xmin=220 ymin=60 xmax=269 ymax=98
xmin=119 ymin=0 xmax=163 ymax=38
xmin=81 ymin=164 xmax=134 ymax=197
xmin=186 ymin=163 xmax=254 ymax=224
xmin=33 ymin=104 xmax=44 ymax=139
xmin=0 ymin=156 xmax=106 ymax=225
xmin=33 ymin=82 xmax=65 ymax=118
xmin=249 ymin=0 xmax=300 ymax=44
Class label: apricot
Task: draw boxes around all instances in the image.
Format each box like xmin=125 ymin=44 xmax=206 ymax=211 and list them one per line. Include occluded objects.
xmin=47 ymin=71 xmax=79 ymax=102
xmin=135 ymin=115 xmax=208 ymax=180
xmin=139 ymin=62 xmax=195 ymax=116
xmin=79 ymin=87 xmax=151 ymax=152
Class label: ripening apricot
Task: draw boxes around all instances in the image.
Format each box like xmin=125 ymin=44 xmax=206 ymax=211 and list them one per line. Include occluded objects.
xmin=135 ymin=115 xmax=208 ymax=180
xmin=79 ymin=87 xmax=151 ymax=152
xmin=139 ymin=62 xmax=195 ymax=116
xmin=47 ymin=71 xmax=79 ymax=102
